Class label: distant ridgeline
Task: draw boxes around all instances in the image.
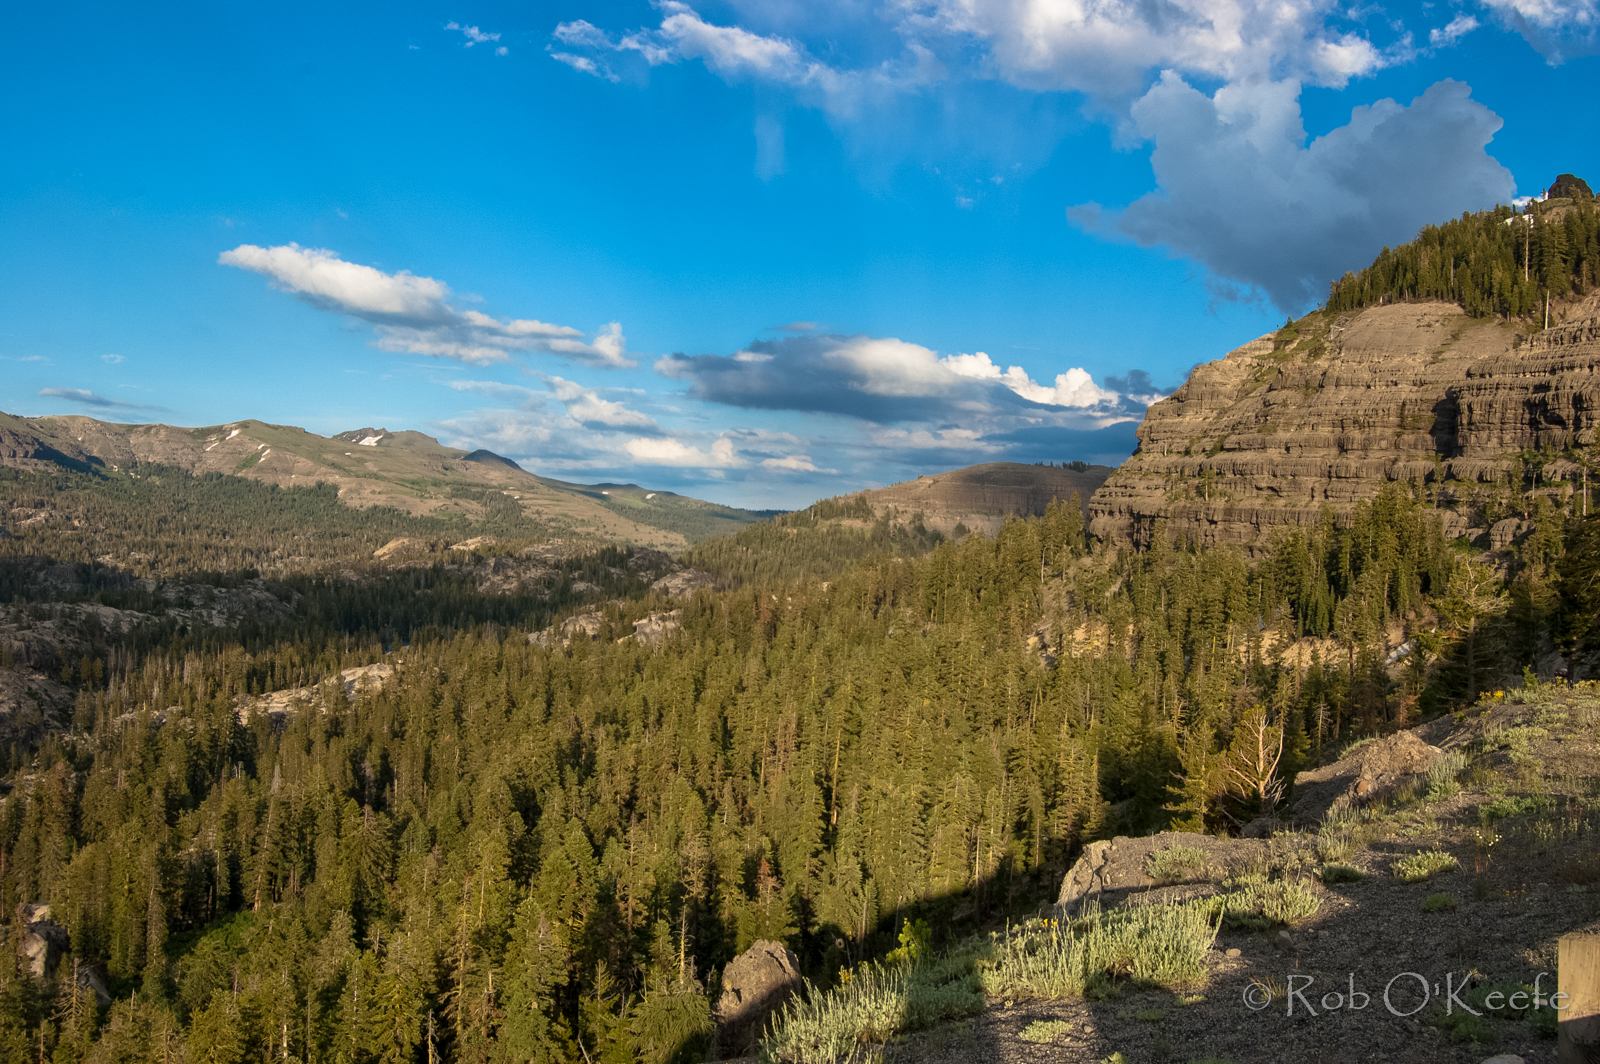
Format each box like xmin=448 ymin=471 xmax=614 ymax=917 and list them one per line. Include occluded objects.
xmin=1328 ymin=174 xmax=1598 ymax=320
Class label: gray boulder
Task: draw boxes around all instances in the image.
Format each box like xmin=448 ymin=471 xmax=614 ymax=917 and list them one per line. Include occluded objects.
xmin=715 ymin=939 xmax=802 ymax=1057
xmin=1056 ymin=832 xmax=1270 ymax=915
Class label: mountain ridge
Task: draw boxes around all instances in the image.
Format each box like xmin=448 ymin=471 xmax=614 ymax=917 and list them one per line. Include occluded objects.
xmin=0 ymin=410 xmax=772 ymax=548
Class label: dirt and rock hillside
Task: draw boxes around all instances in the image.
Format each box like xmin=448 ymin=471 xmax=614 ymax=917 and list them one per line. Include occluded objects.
xmin=858 ymin=687 xmax=1600 ymax=1064
xmin=844 ymin=462 xmax=1113 ymax=538
xmin=1088 ymin=294 xmax=1600 ymax=555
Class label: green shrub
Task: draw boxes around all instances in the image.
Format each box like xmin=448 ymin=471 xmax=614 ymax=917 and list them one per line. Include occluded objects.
xmin=1421 ymin=892 xmax=1458 ymax=912
xmin=1147 ymin=845 xmax=1210 ymax=884
xmin=1429 ymin=1007 xmax=1496 ymax=1044
xmin=1394 ymin=850 xmax=1459 ymax=883
xmin=1319 ymin=864 xmax=1363 ymax=884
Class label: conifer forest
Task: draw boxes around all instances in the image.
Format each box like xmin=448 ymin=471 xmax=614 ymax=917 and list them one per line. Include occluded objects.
xmin=3 ymin=440 xmax=1596 ymax=1064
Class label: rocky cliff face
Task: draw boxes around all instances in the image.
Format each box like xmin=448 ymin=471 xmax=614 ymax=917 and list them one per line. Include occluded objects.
xmin=1088 ymin=296 xmax=1600 ymax=553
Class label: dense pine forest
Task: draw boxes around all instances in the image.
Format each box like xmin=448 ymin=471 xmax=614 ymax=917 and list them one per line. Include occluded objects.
xmin=1327 ymin=198 xmax=1599 ymax=320
xmin=3 ymin=437 xmax=1597 ymax=1063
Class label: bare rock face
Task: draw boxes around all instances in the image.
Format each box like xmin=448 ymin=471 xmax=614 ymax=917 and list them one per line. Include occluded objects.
xmin=18 ymin=905 xmax=69 ymax=979
xmin=1055 ymin=832 xmax=1270 ymax=915
xmin=651 ymin=569 xmax=715 ymax=599
xmin=715 ymin=940 xmax=802 ymax=1057
xmin=1289 ymin=730 xmax=1443 ymax=825
xmin=1088 ymin=300 xmax=1600 ymax=555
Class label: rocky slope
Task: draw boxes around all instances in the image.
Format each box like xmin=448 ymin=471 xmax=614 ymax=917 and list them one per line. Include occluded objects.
xmin=1088 ymin=294 xmax=1600 ymax=554
xmin=848 ymin=461 xmax=1112 ymax=537
xmin=0 ymin=411 xmax=770 ymax=548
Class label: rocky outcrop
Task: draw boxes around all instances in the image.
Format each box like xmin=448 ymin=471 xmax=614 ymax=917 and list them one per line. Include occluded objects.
xmin=632 ymin=610 xmax=682 ymax=646
xmin=715 ymin=939 xmax=802 ymax=1057
xmin=1055 ymin=832 xmax=1270 ymax=915
xmin=1288 ymin=730 xmax=1444 ymax=825
xmin=1089 ymin=299 xmax=1600 ymax=554
xmin=651 ymin=569 xmax=716 ymax=598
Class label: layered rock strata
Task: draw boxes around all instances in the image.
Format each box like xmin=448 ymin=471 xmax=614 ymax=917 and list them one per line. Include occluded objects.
xmin=1089 ymin=299 xmax=1600 ymax=553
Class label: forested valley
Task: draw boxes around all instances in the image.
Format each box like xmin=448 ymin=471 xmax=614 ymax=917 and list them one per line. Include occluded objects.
xmin=3 ymin=437 xmax=1598 ymax=1064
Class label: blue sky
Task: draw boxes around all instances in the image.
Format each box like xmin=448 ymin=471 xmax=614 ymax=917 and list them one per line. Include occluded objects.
xmin=1 ymin=1 xmax=1596 ymax=508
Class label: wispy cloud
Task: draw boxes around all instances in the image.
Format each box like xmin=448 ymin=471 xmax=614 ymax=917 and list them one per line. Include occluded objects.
xmin=550 ymin=5 xmax=943 ymax=115
xmin=38 ymin=388 xmax=160 ymax=415
xmin=100 ymin=353 xmax=125 ymax=364
xmin=445 ymin=21 xmax=506 ymax=52
xmin=1429 ymin=15 xmax=1481 ymax=48
xmin=220 ymin=243 xmax=634 ymax=368
xmin=1478 ymin=0 xmax=1598 ymax=61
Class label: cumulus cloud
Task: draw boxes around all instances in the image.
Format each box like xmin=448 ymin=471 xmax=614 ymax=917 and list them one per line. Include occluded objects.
xmin=551 ymin=4 xmax=943 ymax=115
xmin=220 ymin=243 xmax=633 ymax=367
xmin=943 ymin=352 xmax=1118 ymax=406
xmin=896 ymin=0 xmax=1396 ymax=96
xmin=1479 ymin=0 xmax=1599 ymax=61
xmin=1071 ymin=77 xmax=1515 ymax=311
xmin=657 ymin=333 xmax=1134 ymax=422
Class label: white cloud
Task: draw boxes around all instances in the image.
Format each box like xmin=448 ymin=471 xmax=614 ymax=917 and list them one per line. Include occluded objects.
xmin=220 ymin=243 xmax=634 ymax=368
xmin=895 ymin=0 xmax=1393 ymax=96
xmin=872 ymin=427 xmax=998 ymax=451
xmin=625 ymin=436 xmax=742 ymax=467
xmin=101 ymin=353 xmax=125 ymax=364
xmin=446 ymin=375 xmax=658 ymax=428
xmin=942 ymin=352 xmax=1118 ymax=407
xmin=1429 ymin=15 xmax=1480 ymax=47
xmin=544 ymin=375 xmax=658 ymax=427
xmin=1072 ymin=77 xmax=1515 ymax=311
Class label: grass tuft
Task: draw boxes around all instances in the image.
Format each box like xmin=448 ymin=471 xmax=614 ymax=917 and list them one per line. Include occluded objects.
xmin=1421 ymin=892 xmax=1458 ymax=912
xmin=763 ymin=902 xmax=1220 ymax=1063
xmin=1019 ymin=1019 xmax=1071 ymax=1043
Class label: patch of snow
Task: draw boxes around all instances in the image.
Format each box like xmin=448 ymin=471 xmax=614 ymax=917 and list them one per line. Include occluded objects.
xmin=645 ymin=493 xmax=655 ymax=499
xmin=601 ymin=490 xmax=610 ymax=495
xmin=227 ymin=428 xmax=240 ymax=439
xmin=359 ymin=435 xmax=383 ymax=446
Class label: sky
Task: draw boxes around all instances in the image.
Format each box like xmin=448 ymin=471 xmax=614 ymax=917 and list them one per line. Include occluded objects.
xmin=1 ymin=1 xmax=1596 ymax=509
